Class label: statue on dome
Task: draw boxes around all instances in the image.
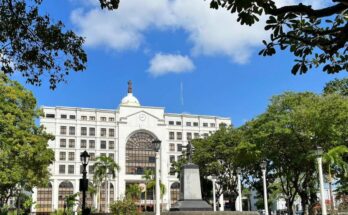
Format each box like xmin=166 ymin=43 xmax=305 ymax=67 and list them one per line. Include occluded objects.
xmin=128 ymin=80 xmax=132 ymax=94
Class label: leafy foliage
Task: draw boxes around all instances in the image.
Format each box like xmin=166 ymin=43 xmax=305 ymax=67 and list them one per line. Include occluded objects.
xmin=0 ymin=73 xmax=54 ymax=205
xmin=323 ymin=78 xmax=348 ymax=96
xmin=210 ymin=0 xmax=348 ymax=74
xmin=242 ymin=91 xmax=348 ymax=214
xmin=109 ymin=197 xmax=139 ymax=215
xmin=0 ymin=0 xmax=88 ymax=89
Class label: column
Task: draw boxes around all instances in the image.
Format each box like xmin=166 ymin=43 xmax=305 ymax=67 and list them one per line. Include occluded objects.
xmin=219 ymin=193 xmax=224 ymax=211
xmin=52 ymin=180 xmax=59 ymax=211
xmin=74 ymin=179 xmax=79 ymax=215
xmin=31 ymin=187 xmax=37 ymax=213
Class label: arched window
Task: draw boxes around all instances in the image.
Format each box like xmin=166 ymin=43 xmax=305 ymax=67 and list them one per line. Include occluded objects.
xmin=36 ymin=183 xmax=52 ymax=212
xmin=170 ymin=182 xmax=180 ymax=206
xmin=126 ymin=131 xmax=156 ymax=175
xmin=58 ymin=181 xmax=74 ymax=209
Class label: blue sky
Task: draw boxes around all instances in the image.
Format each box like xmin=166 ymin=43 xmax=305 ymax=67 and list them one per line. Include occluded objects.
xmin=18 ymin=0 xmax=347 ymax=127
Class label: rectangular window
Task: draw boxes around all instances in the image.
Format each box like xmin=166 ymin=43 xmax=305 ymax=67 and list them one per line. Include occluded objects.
xmin=89 ymin=116 xmax=96 ymax=121
xmin=186 ymin=122 xmax=191 ymax=126
xmin=109 ymin=141 xmax=115 ymax=149
xmin=100 ymin=141 xmax=107 ymax=149
xmin=101 ymin=117 xmax=107 ymax=121
xmin=203 ymin=123 xmax=208 ymax=127
xmin=210 ymin=123 xmax=216 ymax=127
xmin=194 ymin=133 xmax=200 ymax=139
xmin=89 ymin=153 xmax=95 ymax=161
xmin=169 ymin=121 xmax=174 ymax=125
xmin=59 ymin=152 xmax=66 ymax=161
xmin=60 ymin=126 xmax=67 ymax=135
xmin=68 ymin=165 xmax=74 ymax=174
xmin=81 ymin=116 xmax=87 ymax=121
xmin=45 ymin=114 xmax=55 ymax=118
xmin=59 ymin=165 xmax=65 ymax=174
xmin=177 ymin=144 xmax=183 ymax=152
xmin=61 ymin=114 xmax=67 ymax=119
xmin=89 ymin=166 xmax=94 ymax=174
xmin=109 ymin=129 xmax=115 ymax=137
xmin=60 ymin=139 xmax=66 ymax=148
xmin=177 ymin=132 xmax=182 ymax=140
xmin=170 ymin=155 xmax=175 ymax=163
xmin=109 ymin=117 xmax=115 ymax=122
xmin=100 ymin=128 xmax=107 ymax=137
xmin=69 ymin=126 xmax=75 ymax=135
xmin=89 ymin=127 xmax=95 ymax=136
xmin=100 ymin=153 xmax=106 ymax=157
xmin=81 ymin=127 xmax=87 ymax=136
xmin=203 ymin=133 xmax=209 ymax=138
xmin=176 ymin=121 xmax=182 ymax=126
xmin=193 ymin=122 xmax=199 ymax=127
xmin=89 ymin=140 xmax=95 ymax=149
xmin=149 ymin=157 xmax=156 ymax=163
xmin=80 ymin=140 xmax=87 ymax=148
xmin=68 ymin=152 xmax=75 ymax=161
xmin=186 ymin=132 xmax=192 ymax=140
xmin=170 ymin=143 xmax=175 ymax=152
xmin=109 ymin=153 xmax=114 ymax=160
xmin=69 ymin=115 xmax=76 ymax=120
xmin=169 ymin=132 xmax=175 ymax=140
xmin=68 ymin=139 xmax=75 ymax=148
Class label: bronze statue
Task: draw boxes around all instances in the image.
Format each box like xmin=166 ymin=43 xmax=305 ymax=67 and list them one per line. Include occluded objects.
xmin=186 ymin=141 xmax=194 ymax=163
xmin=128 ymin=80 xmax=132 ymax=94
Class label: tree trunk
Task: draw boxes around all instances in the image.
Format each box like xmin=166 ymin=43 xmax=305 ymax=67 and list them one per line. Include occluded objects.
xmin=105 ymin=178 xmax=108 ymax=212
xmin=145 ymin=188 xmax=147 ymax=212
xmin=286 ymin=198 xmax=295 ymax=215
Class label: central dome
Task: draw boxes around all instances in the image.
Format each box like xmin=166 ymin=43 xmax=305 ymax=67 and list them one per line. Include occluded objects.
xmin=120 ymin=80 xmax=140 ymax=107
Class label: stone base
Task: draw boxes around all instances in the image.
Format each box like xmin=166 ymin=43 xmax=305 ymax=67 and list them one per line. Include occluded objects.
xmin=170 ymin=200 xmax=212 ymax=211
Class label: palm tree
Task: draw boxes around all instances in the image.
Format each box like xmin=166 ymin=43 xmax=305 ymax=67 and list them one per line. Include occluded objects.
xmin=126 ymin=184 xmax=142 ymax=201
xmin=147 ymin=180 xmax=166 ymax=211
xmin=93 ymin=155 xmax=120 ymax=212
xmin=142 ymin=169 xmax=154 ymax=211
xmin=323 ymin=145 xmax=348 ymax=212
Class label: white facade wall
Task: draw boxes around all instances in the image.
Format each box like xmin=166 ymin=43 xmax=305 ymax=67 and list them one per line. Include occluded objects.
xmin=34 ymin=94 xmax=231 ymax=212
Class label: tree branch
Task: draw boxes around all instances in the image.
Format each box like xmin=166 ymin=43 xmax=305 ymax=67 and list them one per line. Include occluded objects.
xmin=267 ymin=3 xmax=347 ymax=18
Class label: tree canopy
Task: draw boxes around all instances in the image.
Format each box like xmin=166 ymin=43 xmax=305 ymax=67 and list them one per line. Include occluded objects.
xmin=0 ymin=73 xmax=54 ymax=205
xmin=210 ymin=0 xmax=348 ymax=74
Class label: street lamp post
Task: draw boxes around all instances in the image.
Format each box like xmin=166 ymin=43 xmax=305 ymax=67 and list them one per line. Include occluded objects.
xmin=316 ymin=147 xmax=327 ymax=215
xmin=153 ymin=139 xmax=162 ymax=215
xmin=236 ymin=167 xmax=243 ymax=212
xmin=211 ymin=175 xmax=217 ymax=212
xmin=260 ymin=161 xmax=268 ymax=215
xmin=80 ymin=150 xmax=90 ymax=215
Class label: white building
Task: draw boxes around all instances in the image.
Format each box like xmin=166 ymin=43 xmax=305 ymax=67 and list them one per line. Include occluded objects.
xmin=32 ymin=81 xmax=231 ymax=213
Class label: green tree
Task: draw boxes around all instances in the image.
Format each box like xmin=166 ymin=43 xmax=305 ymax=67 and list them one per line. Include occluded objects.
xmin=142 ymin=169 xmax=154 ymax=212
xmin=192 ymin=126 xmax=247 ymax=211
xmin=323 ymin=78 xmax=348 ymax=96
xmin=242 ymin=92 xmax=348 ymax=215
xmin=0 ymin=73 xmax=54 ymax=205
xmin=126 ymin=184 xmax=142 ymax=201
xmin=93 ymin=155 xmax=120 ymax=212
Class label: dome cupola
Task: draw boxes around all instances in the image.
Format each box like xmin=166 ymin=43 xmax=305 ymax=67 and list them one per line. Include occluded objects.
xmin=120 ymin=80 xmax=140 ymax=107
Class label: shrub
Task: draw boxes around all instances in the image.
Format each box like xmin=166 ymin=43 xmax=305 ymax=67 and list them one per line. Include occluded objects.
xmin=110 ymin=197 xmax=138 ymax=215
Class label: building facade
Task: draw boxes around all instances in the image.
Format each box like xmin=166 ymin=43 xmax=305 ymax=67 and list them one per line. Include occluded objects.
xmin=32 ymin=82 xmax=231 ymax=213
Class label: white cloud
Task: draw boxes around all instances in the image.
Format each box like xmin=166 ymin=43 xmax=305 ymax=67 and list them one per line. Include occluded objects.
xmin=148 ymin=53 xmax=195 ymax=76
xmin=70 ymin=0 xmax=328 ymax=63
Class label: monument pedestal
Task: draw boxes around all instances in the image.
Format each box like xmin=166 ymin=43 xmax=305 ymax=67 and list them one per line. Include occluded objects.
xmin=170 ymin=163 xmax=212 ymax=211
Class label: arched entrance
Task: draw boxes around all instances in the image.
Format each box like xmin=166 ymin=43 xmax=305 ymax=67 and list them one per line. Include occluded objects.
xmin=170 ymin=182 xmax=180 ymax=206
xmin=58 ymin=181 xmax=74 ymax=209
xmin=126 ymin=131 xmax=157 ymax=175
xmin=36 ymin=183 xmax=53 ymax=212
